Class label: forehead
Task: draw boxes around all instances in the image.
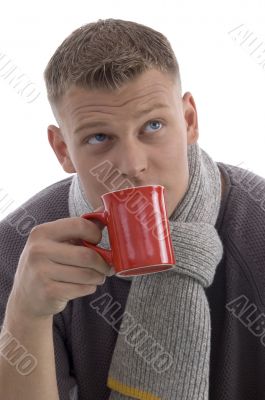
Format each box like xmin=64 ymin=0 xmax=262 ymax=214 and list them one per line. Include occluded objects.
xmin=59 ymin=69 xmax=179 ymax=114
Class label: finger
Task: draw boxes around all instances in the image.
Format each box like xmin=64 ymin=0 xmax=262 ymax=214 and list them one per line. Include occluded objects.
xmin=50 ymin=281 xmax=99 ymax=301
xmin=82 ymin=206 xmax=106 ymax=231
xmin=49 ymin=262 xmax=107 ymax=286
xmin=45 ymin=240 xmax=112 ymax=275
xmin=31 ymin=217 xmax=103 ymax=244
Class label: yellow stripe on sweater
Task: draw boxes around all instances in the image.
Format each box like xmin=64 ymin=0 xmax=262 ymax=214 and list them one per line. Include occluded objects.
xmin=107 ymin=377 xmax=161 ymax=400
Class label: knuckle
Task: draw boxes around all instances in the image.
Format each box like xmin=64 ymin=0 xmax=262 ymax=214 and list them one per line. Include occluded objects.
xmin=28 ymin=242 xmax=46 ymax=258
xmin=29 ymin=224 xmax=42 ymax=238
xmin=29 ymin=222 xmax=50 ymax=241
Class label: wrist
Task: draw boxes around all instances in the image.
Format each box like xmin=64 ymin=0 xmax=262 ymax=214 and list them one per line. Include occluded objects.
xmin=4 ymin=293 xmax=53 ymax=329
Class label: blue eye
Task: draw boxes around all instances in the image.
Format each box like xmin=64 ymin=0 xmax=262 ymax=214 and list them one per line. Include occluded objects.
xmin=145 ymin=120 xmax=162 ymax=132
xmin=86 ymin=134 xmax=109 ymax=145
xmin=85 ymin=120 xmax=163 ymax=145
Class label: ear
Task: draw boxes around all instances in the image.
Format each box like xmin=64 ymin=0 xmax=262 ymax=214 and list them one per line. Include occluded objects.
xmin=47 ymin=125 xmax=76 ymax=173
xmin=182 ymin=92 xmax=199 ymax=145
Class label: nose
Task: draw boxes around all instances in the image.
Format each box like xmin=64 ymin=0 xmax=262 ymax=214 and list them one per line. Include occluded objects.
xmin=116 ymin=139 xmax=148 ymax=180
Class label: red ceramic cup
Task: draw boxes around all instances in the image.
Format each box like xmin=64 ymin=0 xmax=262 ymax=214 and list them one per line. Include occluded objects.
xmin=81 ymin=185 xmax=176 ymax=277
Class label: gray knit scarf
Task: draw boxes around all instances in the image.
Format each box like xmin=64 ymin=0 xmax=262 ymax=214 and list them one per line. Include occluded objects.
xmin=68 ymin=142 xmax=223 ymax=400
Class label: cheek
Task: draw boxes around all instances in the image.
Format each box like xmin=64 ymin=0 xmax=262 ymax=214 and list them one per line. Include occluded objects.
xmin=159 ymin=141 xmax=189 ymax=194
xmin=70 ymin=145 xmax=97 ymax=172
xmin=159 ymin=141 xmax=188 ymax=172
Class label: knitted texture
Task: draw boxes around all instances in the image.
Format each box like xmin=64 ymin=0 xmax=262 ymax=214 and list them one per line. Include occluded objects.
xmin=1 ymin=162 xmax=265 ymax=399
xmin=69 ymin=142 xmax=224 ymax=399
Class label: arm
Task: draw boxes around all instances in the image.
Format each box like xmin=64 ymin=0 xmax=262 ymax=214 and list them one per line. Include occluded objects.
xmin=0 ymin=215 xmax=111 ymax=399
xmin=0 ymin=298 xmax=59 ymax=400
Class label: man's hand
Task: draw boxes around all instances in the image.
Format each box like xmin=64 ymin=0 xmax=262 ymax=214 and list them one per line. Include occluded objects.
xmin=7 ymin=213 xmax=113 ymax=320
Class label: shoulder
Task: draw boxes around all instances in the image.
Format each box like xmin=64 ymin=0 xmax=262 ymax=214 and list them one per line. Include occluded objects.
xmin=217 ymin=162 xmax=265 ymax=301
xmin=222 ymin=162 xmax=265 ymax=199
xmin=0 ymin=175 xmax=73 ymax=266
xmin=218 ymin=162 xmax=265 ymax=238
xmin=1 ymin=175 xmax=73 ymax=227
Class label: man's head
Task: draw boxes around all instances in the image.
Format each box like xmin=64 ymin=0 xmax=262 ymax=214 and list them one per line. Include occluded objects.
xmin=44 ymin=19 xmax=199 ymax=217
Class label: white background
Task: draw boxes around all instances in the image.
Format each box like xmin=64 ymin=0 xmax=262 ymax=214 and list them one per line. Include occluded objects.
xmin=0 ymin=0 xmax=264 ymax=220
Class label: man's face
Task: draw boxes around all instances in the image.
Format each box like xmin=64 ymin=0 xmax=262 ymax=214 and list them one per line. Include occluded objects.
xmin=48 ymin=69 xmax=199 ymax=217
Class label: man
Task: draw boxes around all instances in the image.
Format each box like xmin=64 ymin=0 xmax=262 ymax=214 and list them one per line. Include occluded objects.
xmin=0 ymin=18 xmax=265 ymax=400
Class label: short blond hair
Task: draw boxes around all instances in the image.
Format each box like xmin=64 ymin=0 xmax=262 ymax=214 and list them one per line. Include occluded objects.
xmin=43 ymin=18 xmax=182 ymax=105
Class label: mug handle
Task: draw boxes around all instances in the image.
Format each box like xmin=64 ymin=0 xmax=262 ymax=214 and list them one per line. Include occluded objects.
xmin=81 ymin=212 xmax=113 ymax=266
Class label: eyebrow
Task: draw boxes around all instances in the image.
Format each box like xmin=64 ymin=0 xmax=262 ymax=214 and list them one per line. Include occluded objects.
xmin=74 ymin=103 xmax=169 ymax=134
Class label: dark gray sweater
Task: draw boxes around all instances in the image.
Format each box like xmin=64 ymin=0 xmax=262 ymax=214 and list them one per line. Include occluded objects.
xmin=0 ymin=161 xmax=265 ymax=400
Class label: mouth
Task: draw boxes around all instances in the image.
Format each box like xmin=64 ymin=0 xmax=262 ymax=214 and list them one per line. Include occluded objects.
xmin=109 ymin=182 xmax=156 ymax=192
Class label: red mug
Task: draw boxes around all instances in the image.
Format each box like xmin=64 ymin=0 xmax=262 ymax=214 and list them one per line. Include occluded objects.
xmin=81 ymin=185 xmax=176 ymax=277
